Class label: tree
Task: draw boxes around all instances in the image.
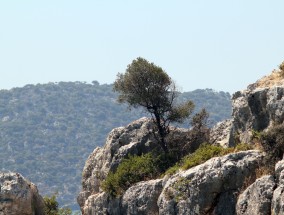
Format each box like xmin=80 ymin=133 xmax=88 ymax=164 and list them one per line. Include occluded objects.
xmin=44 ymin=194 xmax=72 ymax=215
xmin=114 ymin=57 xmax=194 ymax=153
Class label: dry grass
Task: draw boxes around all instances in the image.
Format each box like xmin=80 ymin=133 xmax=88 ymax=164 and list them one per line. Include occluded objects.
xmin=254 ymin=70 xmax=284 ymax=88
xmin=239 ymin=165 xmax=273 ymax=194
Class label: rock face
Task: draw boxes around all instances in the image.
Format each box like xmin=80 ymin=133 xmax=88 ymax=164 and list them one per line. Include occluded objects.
xmin=158 ymin=151 xmax=263 ymax=215
xmin=271 ymin=160 xmax=284 ymax=215
xmin=235 ymin=159 xmax=284 ymax=215
xmin=210 ymin=70 xmax=284 ymax=147
xmin=0 ymin=172 xmax=45 ymax=215
xmin=78 ymin=117 xmax=158 ymax=209
xmin=78 ymin=117 xmax=195 ymax=211
xmin=78 ymin=69 xmax=284 ymax=214
xmin=236 ymin=175 xmax=275 ymax=215
xmin=122 ymin=179 xmax=163 ymax=215
xmin=79 ymin=148 xmax=264 ymax=215
xmin=232 ymin=86 xmax=284 ymax=144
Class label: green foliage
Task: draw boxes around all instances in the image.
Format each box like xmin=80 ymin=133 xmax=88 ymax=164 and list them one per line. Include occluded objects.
xmin=44 ymin=195 xmax=72 ymax=215
xmin=165 ymin=143 xmax=252 ymax=175
xmin=101 ymin=153 xmax=159 ymax=197
xmin=0 ymin=82 xmax=231 ymax=209
xmin=114 ymin=57 xmax=196 ymax=152
xmin=102 ymin=142 xmax=254 ymax=197
xmin=181 ymin=144 xmax=229 ymax=170
xmin=235 ymin=143 xmax=253 ymax=151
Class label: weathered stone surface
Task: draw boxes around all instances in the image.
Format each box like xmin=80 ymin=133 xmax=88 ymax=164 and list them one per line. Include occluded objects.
xmin=210 ymin=119 xmax=233 ymax=147
xmin=211 ymin=71 xmax=284 ymax=147
xmin=158 ymin=150 xmax=263 ymax=215
xmin=78 ymin=69 xmax=284 ymax=214
xmin=78 ymin=117 xmax=193 ymax=212
xmin=236 ymin=175 xmax=275 ymax=215
xmin=0 ymin=172 xmax=45 ymax=215
xmin=271 ymin=160 xmax=284 ymax=215
xmin=122 ymin=179 xmax=163 ymax=215
xmin=231 ymin=86 xmax=284 ymax=144
xmin=82 ymin=192 xmax=121 ymax=215
xmin=78 ymin=117 xmax=159 ymax=208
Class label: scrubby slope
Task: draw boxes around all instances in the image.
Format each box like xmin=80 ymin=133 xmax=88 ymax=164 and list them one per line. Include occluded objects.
xmin=0 ymin=82 xmax=231 ymax=209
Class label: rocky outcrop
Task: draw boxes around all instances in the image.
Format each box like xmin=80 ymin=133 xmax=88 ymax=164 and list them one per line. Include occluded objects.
xmin=79 ymin=149 xmax=264 ymax=215
xmin=236 ymin=175 xmax=275 ymax=215
xmin=271 ymin=160 xmax=284 ymax=215
xmin=0 ymin=172 xmax=45 ymax=215
xmin=78 ymin=117 xmax=194 ymax=211
xmin=78 ymin=67 xmax=284 ymax=214
xmin=158 ymin=150 xmax=263 ymax=215
xmin=121 ymin=179 xmax=163 ymax=215
xmin=235 ymin=159 xmax=284 ymax=215
xmin=210 ymin=119 xmax=233 ymax=147
xmin=78 ymin=118 xmax=159 ymax=208
xmin=231 ymin=86 xmax=284 ymax=144
xmin=210 ymin=70 xmax=284 ymax=147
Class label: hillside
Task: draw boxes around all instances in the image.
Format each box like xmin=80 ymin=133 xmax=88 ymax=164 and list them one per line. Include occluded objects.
xmin=0 ymin=82 xmax=231 ymax=210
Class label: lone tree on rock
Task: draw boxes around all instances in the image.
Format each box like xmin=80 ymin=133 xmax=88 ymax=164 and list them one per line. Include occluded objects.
xmin=114 ymin=57 xmax=194 ymax=153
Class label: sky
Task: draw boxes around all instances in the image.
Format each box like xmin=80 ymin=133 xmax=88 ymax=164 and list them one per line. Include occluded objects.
xmin=0 ymin=1 xmax=284 ymax=94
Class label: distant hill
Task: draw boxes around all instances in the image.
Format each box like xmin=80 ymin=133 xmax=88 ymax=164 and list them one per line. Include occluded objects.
xmin=0 ymin=82 xmax=231 ymax=210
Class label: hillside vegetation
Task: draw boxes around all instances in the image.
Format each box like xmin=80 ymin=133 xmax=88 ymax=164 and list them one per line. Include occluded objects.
xmin=0 ymin=81 xmax=231 ymax=209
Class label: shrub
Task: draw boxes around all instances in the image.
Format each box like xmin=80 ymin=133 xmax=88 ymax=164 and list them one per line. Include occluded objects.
xmin=44 ymin=195 xmax=72 ymax=215
xmin=102 ymin=143 xmax=254 ymax=196
xmin=165 ymin=143 xmax=253 ymax=175
xmin=101 ymin=153 xmax=160 ymax=197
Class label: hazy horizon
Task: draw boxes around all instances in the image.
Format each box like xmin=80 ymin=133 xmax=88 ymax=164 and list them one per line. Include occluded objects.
xmin=1 ymin=1 xmax=284 ymax=94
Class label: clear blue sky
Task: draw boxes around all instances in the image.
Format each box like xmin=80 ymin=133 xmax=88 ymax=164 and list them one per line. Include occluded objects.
xmin=1 ymin=1 xmax=284 ymax=93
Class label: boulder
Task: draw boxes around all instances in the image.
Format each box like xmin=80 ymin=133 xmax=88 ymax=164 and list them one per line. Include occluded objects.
xmin=236 ymin=175 xmax=275 ymax=215
xmin=210 ymin=119 xmax=233 ymax=147
xmin=0 ymin=172 xmax=45 ymax=215
xmin=158 ymin=150 xmax=263 ymax=215
xmin=271 ymin=160 xmax=284 ymax=215
xmin=121 ymin=179 xmax=163 ymax=215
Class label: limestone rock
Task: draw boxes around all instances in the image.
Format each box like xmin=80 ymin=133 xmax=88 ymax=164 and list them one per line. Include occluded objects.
xmin=210 ymin=70 xmax=284 ymax=147
xmin=121 ymin=179 xmax=163 ymax=215
xmin=232 ymin=86 xmax=284 ymax=144
xmin=214 ymin=84 xmax=284 ymax=147
xmin=210 ymin=119 xmax=233 ymax=147
xmin=158 ymin=150 xmax=263 ymax=215
xmin=78 ymin=117 xmax=194 ymax=212
xmin=271 ymin=160 xmax=284 ymax=215
xmin=82 ymin=192 xmax=121 ymax=215
xmin=236 ymin=175 xmax=275 ymax=215
xmin=0 ymin=172 xmax=45 ymax=215
xmin=78 ymin=117 xmax=160 ymax=209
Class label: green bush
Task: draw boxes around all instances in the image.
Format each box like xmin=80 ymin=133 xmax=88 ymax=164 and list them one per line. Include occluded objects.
xmin=165 ymin=143 xmax=252 ymax=175
xmin=181 ymin=144 xmax=227 ymax=170
xmin=44 ymin=195 xmax=72 ymax=215
xmin=102 ymin=143 xmax=254 ymax=196
xmin=101 ymin=153 xmax=160 ymax=197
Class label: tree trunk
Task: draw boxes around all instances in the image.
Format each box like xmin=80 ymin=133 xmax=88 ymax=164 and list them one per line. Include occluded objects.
xmin=153 ymin=110 xmax=168 ymax=153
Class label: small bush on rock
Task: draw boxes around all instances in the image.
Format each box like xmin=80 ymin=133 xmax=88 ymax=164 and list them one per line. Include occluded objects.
xmin=165 ymin=143 xmax=253 ymax=175
xmin=102 ymin=153 xmax=160 ymax=197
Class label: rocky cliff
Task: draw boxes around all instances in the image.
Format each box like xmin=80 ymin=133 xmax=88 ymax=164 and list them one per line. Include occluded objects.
xmin=0 ymin=172 xmax=45 ymax=215
xmin=78 ymin=68 xmax=284 ymax=214
xmin=211 ymin=69 xmax=284 ymax=147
